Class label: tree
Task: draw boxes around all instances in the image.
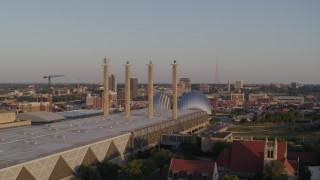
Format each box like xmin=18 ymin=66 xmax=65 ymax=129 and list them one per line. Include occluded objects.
xmin=120 ymin=159 xmax=144 ymax=180
xmin=252 ymin=115 xmax=258 ymax=123
xmin=223 ymin=175 xmax=241 ymax=180
xmin=211 ymin=141 xmax=231 ymax=157
xmin=76 ymin=165 xmax=97 ymax=180
xmin=183 ymin=134 xmax=201 ymax=156
xmin=240 ymin=117 xmax=247 ymax=124
xmin=97 ymin=160 xmax=119 ymax=180
xmin=16 ymin=96 xmax=37 ymax=102
xmin=299 ymin=162 xmax=311 ymax=180
xmin=261 ymin=161 xmax=288 ymax=180
xmin=210 ymin=117 xmax=220 ymax=125
xmin=150 ymin=148 xmax=172 ymax=172
xmin=141 ymin=159 xmax=156 ymax=179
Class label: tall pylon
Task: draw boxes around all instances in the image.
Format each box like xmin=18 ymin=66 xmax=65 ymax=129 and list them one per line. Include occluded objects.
xmin=125 ymin=61 xmax=131 ymax=117
xmin=172 ymin=60 xmax=178 ymax=120
xmin=214 ymin=56 xmax=220 ymax=85
xmin=103 ymin=56 xmax=109 ymax=116
xmin=147 ymin=61 xmax=154 ymax=119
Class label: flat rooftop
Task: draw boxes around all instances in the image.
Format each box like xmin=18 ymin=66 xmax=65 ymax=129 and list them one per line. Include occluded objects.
xmin=57 ymin=109 xmax=103 ymax=119
xmin=0 ymin=108 xmax=200 ymax=169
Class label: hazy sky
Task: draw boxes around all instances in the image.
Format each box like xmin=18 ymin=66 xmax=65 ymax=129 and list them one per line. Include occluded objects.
xmin=0 ymin=1 xmax=319 ymax=84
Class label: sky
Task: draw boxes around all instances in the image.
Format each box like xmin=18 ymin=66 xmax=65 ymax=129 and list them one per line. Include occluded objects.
xmin=0 ymin=1 xmax=319 ymax=84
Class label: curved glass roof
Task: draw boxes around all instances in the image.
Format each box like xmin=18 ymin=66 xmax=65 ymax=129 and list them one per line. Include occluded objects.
xmin=153 ymin=93 xmax=171 ymax=109
xmin=178 ymin=90 xmax=211 ymax=114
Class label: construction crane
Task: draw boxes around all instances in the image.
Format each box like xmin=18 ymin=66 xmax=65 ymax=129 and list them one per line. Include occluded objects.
xmin=43 ymin=75 xmax=65 ymax=112
xmin=43 ymin=75 xmax=65 ymax=89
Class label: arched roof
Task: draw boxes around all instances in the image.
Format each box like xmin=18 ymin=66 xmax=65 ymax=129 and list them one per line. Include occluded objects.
xmin=153 ymin=93 xmax=171 ymax=110
xmin=178 ymin=91 xmax=211 ymax=114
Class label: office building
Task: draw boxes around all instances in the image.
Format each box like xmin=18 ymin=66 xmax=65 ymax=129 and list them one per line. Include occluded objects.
xmin=18 ymin=102 xmax=50 ymax=112
xmin=178 ymin=80 xmax=185 ymax=96
xmin=273 ymin=96 xmax=304 ymax=104
xmin=235 ymin=80 xmax=243 ymax=89
xmin=130 ymin=77 xmax=138 ymax=99
xmin=291 ymin=82 xmax=298 ymax=89
xmin=86 ymin=94 xmax=103 ymax=109
xmin=109 ymin=74 xmax=117 ymax=92
xmin=199 ymin=83 xmax=210 ymax=94
xmin=248 ymin=93 xmax=268 ymax=102
xmin=180 ymin=78 xmax=191 ymax=92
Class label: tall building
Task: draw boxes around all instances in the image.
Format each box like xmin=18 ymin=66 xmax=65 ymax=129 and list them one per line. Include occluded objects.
xmin=130 ymin=77 xmax=138 ymax=99
xmin=199 ymin=83 xmax=210 ymax=94
xmin=291 ymin=82 xmax=298 ymax=89
xmin=86 ymin=94 xmax=103 ymax=109
xmin=180 ymin=78 xmax=191 ymax=92
xmin=178 ymin=80 xmax=185 ymax=96
xmin=235 ymin=80 xmax=243 ymax=89
xmin=109 ymin=74 xmax=117 ymax=92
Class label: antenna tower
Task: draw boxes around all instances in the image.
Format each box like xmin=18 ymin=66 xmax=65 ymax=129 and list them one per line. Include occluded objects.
xmin=214 ymin=56 xmax=220 ymax=85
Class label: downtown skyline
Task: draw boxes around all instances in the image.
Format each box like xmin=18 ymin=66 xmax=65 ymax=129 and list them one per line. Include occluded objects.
xmin=0 ymin=1 xmax=319 ymax=84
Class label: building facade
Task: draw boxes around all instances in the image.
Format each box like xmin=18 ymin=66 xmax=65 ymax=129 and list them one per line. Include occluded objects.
xmin=273 ymin=96 xmax=304 ymax=104
xmin=180 ymin=78 xmax=191 ymax=92
xmin=199 ymin=83 xmax=210 ymax=94
xmin=248 ymin=93 xmax=268 ymax=102
xmin=130 ymin=77 xmax=138 ymax=98
xmin=109 ymin=74 xmax=117 ymax=92
xmin=235 ymin=80 xmax=243 ymax=90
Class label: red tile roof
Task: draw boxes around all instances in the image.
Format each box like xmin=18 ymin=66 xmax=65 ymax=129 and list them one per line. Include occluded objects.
xmin=229 ymin=140 xmax=264 ymax=173
xmin=216 ymin=140 xmax=299 ymax=176
xmin=217 ymin=148 xmax=231 ymax=168
xmin=169 ymin=158 xmax=215 ymax=180
xmin=282 ymin=159 xmax=296 ymax=175
xmin=229 ymin=140 xmax=287 ymax=173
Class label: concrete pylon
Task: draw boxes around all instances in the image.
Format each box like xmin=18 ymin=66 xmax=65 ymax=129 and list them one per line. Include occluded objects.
xmin=147 ymin=61 xmax=154 ymax=119
xmin=103 ymin=56 xmax=109 ymax=116
xmin=125 ymin=61 xmax=131 ymax=117
xmin=172 ymin=60 xmax=178 ymax=120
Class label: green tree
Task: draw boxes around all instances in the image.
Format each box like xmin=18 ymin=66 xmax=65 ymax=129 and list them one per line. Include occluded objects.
xmin=141 ymin=159 xmax=156 ymax=179
xmin=120 ymin=159 xmax=144 ymax=180
xmin=211 ymin=141 xmax=231 ymax=157
xmin=252 ymin=115 xmax=258 ymax=123
xmin=223 ymin=175 xmax=241 ymax=180
xmin=97 ymin=160 xmax=119 ymax=180
xmin=240 ymin=117 xmax=247 ymax=124
xmin=210 ymin=117 xmax=220 ymax=125
xmin=183 ymin=134 xmax=201 ymax=156
xmin=151 ymin=149 xmax=172 ymax=172
xmin=261 ymin=161 xmax=288 ymax=180
xmin=16 ymin=96 xmax=37 ymax=102
xmin=299 ymin=162 xmax=311 ymax=180
xmin=76 ymin=165 xmax=97 ymax=180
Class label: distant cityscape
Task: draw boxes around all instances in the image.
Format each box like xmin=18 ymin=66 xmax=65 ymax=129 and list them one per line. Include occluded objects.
xmin=1 ymin=1 xmax=319 ymax=179
xmin=1 ymin=61 xmax=320 ymax=179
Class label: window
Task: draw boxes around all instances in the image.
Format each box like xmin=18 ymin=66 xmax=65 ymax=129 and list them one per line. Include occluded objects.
xmin=202 ymin=173 xmax=208 ymax=180
xmin=173 ymin=171 xmax=178 ymax=180
xmin=267 ymin=150 xmax=274 ymax=158
xmin=187 ymin=172 xmax=193 ymax=180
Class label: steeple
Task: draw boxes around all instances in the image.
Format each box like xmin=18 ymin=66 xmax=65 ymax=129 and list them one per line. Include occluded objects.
xmin=264 ymin=137 xmax=278 ymax=166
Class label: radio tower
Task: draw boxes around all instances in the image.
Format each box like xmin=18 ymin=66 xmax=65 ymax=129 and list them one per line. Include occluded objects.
xmin=214 ymin=56 xmax=220 ymax=85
